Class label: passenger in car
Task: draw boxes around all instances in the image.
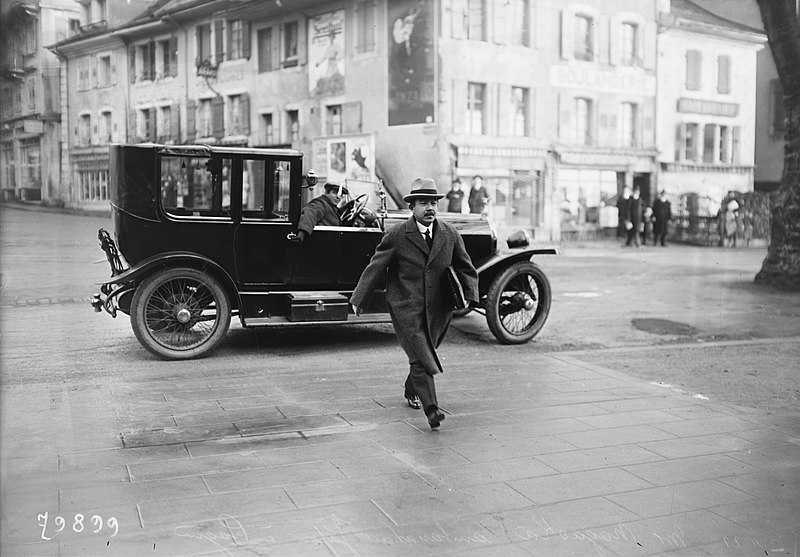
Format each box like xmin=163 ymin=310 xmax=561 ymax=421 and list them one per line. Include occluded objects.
xmin=288 ymin=182 xmax=348 ymax=243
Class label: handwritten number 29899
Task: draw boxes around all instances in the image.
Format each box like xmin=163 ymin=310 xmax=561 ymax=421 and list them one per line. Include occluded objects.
xmin=38 ymin=512 xmax=119 ymax=540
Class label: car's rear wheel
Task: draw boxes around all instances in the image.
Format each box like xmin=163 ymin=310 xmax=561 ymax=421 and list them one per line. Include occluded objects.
xmin=130 ymin=267 xmax=231 ymax=360
xmin=485 ymin=261 xmax=551 ymax=344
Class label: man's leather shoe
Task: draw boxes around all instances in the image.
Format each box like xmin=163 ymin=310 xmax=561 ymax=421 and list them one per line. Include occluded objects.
xmin=426 ymin=409 xmax=445 ymax=429
xmin=406 ymin=396 xmax=421 ymax=409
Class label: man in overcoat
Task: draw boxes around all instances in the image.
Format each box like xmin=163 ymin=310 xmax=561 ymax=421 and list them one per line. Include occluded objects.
xmin=350 ymin=178 xmax=479 ymax=429
xmin=652 ymin=190 xmax=672 ymax=246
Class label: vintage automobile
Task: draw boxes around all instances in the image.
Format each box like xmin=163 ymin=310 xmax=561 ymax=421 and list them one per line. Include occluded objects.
xmin=92 ymin=143 xmax=556 ymax=360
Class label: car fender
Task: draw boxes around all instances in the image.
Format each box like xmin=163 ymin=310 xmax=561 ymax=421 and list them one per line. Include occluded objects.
xmin=474 ymin=248 xmax=559 ymax=294
xmin=101 ymin=252 xmax=240 ymax=306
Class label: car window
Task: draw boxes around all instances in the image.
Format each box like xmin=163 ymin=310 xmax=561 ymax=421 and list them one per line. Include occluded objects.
xmin=242 ymin=158 xmax=292 ymax=220
xmin=161 ymin=155 xmax=231 ymax=217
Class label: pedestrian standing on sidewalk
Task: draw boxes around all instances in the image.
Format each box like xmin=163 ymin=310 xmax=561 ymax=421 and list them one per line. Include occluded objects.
xmin=653 ymin=190 xmax=672 ymax=246
xmin=350 ymin=178 xmax=479 ymax=430
xmin=617 ymin=186 xmax=632 ymax=241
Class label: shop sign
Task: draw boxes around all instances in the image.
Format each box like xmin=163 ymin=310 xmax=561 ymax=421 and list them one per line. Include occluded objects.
xmin=196 ymin=59 xmax=218 ymax=79
xmin=677 ymin=98 xmax=739 ymax=117
xmin=550 ymin=66 xmax=656 ymax=95
xmin=23 ymin=120 xmax=43 ymax=134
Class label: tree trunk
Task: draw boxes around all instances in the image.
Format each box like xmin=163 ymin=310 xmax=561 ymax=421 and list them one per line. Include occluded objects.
xmin=754 ymin=0 xmax=800 ymax=290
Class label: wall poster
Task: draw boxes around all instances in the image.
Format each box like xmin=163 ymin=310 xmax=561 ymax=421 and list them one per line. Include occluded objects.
xmin=388 ymin=0 xmax=435 ymax=126
xmin=309 ymin=10 xmax=346 ymax=96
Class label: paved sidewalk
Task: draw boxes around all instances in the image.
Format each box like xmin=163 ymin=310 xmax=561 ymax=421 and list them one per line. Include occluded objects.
xmin=2 ymin=335 xmax=798 ymax=556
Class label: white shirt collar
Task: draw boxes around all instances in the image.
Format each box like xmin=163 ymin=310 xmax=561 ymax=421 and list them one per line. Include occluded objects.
xmin=415 ymin=219 xmax=432 ymax=235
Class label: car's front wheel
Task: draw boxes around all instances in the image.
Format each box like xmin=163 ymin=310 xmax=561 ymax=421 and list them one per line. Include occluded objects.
xmin=130 ymin=267 xmax=231 ymax=360
xmin=485 ymin=261 xmax=551 ymax=344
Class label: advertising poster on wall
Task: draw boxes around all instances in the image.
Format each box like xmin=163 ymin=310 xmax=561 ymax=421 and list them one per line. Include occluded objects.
xmin=312 ymin=134 xmax=392 ymax=211
xmin=387 ymin=0 xmax=435 ymax=126
xmin=309 ymin=10 xmax=345 ymax=96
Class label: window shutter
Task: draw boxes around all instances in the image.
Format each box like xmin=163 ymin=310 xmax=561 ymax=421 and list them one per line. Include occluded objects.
xmin=128 ymin=109 xmax=137 ymax=142
xmin=452 ymin=79 xmax=468 ymax=134
xmin=128 ymin=45 xmax=136 ymax=83
xmin=608 ymin=16 xmax=618 ymax=66
xmin=241 ymin=93 xmax=250 ymax=135
xmin=717 ymin=55 xmax=730 ymax=94
xmin=92 ymin=60 xmax=98 ymax=88
xmin=186 ymin=100 xmax=196 ymax=141
xmin=675 ymin=123 xmax=685 ymax=161
xmin=558 ymin=93 xmax=572 ymax=143
xmin=212 ymin=96 xmax=225 ymax=138
xmin=497 ymin=84 xmax=511 ymax=136
xmin=493 ymin=0 xmax=511 ymax=45
xmin=643 ymin=22 xmax=656 ymax=70
xmin=342 ymin=101 xmax=362 ymax=133
xmin=534 ymin=1 xmax=546 ymax=49
xmin=171 ymin=103 xmax=180 ymax=141
xmin=596 ymin=14 xmax=608 ymax=64
xmin=215 ymin=20 xmax=224 ymax=65
xmin=298 ymin=19 xmax=308 ymax=65
xmin=111 ymin=59 xmax=117 ymax=84
xmin=560 ymin=9 xmax=573 ymax=60
xmin=149 ymin=108 xmax=157 ymax=141
xmin=686 ymin=50 xmax=701 ymax=90
xmin=451 ymin=0 xmax=466 ymax=39
xmin=226 ymin=20 xmax=233 ymax=61
xmin=732 ymin=126 xmax=741 ymax=164
xmin=169 ymin=37 xmax=178 ymax=76
xmin=243 ymin=21 xmax=251 ymax=59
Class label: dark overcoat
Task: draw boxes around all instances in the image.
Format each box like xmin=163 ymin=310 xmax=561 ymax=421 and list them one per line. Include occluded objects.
xmin=653 ymin=198 xmax=672 ymax=235
xmin=297 ymin=195 xmax=340 ymax=236
xmin=350 ymin=216 xmax=479 ymax=375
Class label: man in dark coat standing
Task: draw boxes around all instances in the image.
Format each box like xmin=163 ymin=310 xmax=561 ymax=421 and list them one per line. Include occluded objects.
xmin=288 ymin=182 xmax=347 ymax=242
xmin=350 ymin=178 xmax=479 ymax=429
xmin=625 ymin=187 xmax=643 ymax=247
xmin=652 ymin=190 xmax=672 ymax=246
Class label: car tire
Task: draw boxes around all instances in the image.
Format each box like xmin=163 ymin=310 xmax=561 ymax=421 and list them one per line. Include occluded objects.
xmin=130 ymin=267 xmax=231 ymax=360
xmin=485 ymin=261 xmax=551 ymax=344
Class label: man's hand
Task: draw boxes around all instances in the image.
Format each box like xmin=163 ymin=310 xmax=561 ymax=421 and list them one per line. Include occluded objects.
xmin=287 ymin=231 xmax=306 ymax=243
xmin=351 ymin=304 xmax=362 ymax=316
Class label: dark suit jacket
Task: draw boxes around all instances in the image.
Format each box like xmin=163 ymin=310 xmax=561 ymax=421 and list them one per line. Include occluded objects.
xmin=350 ymin=216 xmax=479 ymax=375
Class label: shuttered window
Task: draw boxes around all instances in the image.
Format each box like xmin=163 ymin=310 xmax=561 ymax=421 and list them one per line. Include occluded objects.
xmin=355 ymin=1 xmax=376 ymax=52
xmin=466 ymin=82 xmax=486 ymax=134
xmin=257 ymin=28 xmax=273 ymax=72
xmin=717 ymin=55 xmax=730 ymax=94
xmin=197 ymin=24 xmax=212 ymax=64
xmin=686 ymin=50 xmax=702 ymax=91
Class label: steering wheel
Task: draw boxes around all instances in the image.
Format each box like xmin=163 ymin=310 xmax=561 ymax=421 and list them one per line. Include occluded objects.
xmin=340 ymin=194 xmax=369 ymax=226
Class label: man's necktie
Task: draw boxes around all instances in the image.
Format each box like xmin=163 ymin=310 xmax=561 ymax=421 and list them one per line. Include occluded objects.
xmin=425 ymin=229 xmax=433 ymax=250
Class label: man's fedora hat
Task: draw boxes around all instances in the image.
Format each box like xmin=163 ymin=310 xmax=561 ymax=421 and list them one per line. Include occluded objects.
xmin=324 ymin=182 xmax=349 ymax=195
xmin=403 ymin=177 xmax=445 ymax=202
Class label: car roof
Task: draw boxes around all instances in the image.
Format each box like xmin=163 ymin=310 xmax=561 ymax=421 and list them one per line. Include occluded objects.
xmin=113 ymin=143 xmax=304 ymax=158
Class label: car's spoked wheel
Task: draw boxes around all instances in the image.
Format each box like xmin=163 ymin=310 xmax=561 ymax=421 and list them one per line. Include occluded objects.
xmin=485 ymin=261 xmax=551 ymax=344
xmin=131 ymin=267 xmax=230 ymax=360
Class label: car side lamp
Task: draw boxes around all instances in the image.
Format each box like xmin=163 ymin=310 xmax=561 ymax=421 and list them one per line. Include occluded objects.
xmin=507 ymin=229 xmax=530 ymax=249
xmin=304 ymin=169 xmax=318 ymax=188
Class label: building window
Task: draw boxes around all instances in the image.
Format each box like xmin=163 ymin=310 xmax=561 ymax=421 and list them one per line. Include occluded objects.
xmin=100 ymin=110 xmax=112 ymax=142
xmin=282 ymin=21 xmax=299 ymax=66
xmin=574 ymin=14 xmax=593 ymax=61
xmin=575 ymin=98 xmax=592 ymax=145
xmin=79 ymin=114 xmax=92 ymax=146
xmin=686 ymin=50 xmax=702 ymax=91
xmin=770 ymin=78 xmax=785 ymax=137
xmin=511 ymin=0 xmax=530 ymax=46
xmin=326 ymin=105 xmax=342 ymax=136
xmin=77 ymin=58 xmax=90 ymax=91
xmin=2 ymin=143 xmax=17 ymax=189
xmin=702 ymin=124 xmax=716 ymax=162
xmin=621 ymin=22 xmax=638 ymax=66
xmin=452 ymin=0 xmax=486 ymax=40
xmin=262 ymin=113 xmax=274 ymax=144
xmin=286 ymin=109 xmax=299 ymax=142
xmin=719 ymin=125 xmax=731 ymax=163
xmin=717 ymin=55 xmax=731 ymax=94
xmin=198 ymin=99 xmax=213 ymax=138
xmin=228 ymin=20 xmax=243 ymax=59
xmin=158 ymin=106 xmax=172 ymax=142
xmin=228 ymin=95 xmax=246 ymax=135
xmin=466 ymin=82 xmax=486 ymax=134
xmin=197 ymin=23 xmax=212 ymax=64
xmin=511 ymin=86 xmax=528 ymax=137
xmin=98 ymin=55 xmax=112 ymax=86
xmin=355 ymin=1 xmax=376 ymax=52
xmin=257 ymin=27 xmax=273 ymax=72
xmin=138 ymin=42 xmax=155 ymax=81
xmin=96 ymin=0 xmax=107 ymax=23
xmin=78 ymin=168 xmax=109 ymax=202
xmin=160 ymin=38 xmax=177 ymax=77
xmin=139 ymin=108 xmax=155 ymax=141
xmin=620 ymin=102 xmax=637 ymax=147
xmin=684 ymin=123 xmax=699 ymax=161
